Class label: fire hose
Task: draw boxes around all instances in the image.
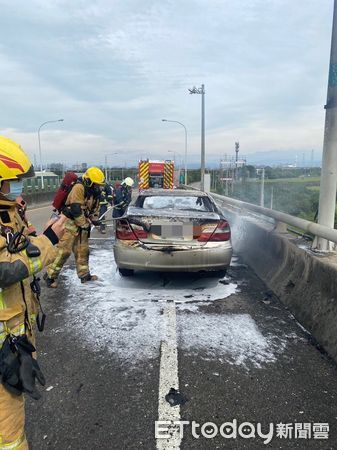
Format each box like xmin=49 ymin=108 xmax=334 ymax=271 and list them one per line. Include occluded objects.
xmin=88 ymin=203 xmax=124 ymax=239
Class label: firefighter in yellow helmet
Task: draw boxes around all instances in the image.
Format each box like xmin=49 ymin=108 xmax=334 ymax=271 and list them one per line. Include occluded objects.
xmin=0 ymin=136 xmax=65 ymax=449
xmin=44 ymin=167 xmax=105 ymax=288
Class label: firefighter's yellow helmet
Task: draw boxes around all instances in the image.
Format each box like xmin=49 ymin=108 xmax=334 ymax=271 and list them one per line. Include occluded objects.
xmin=0 ymin=136 xmax=35 ymax=182
xmin=83 ymin=167 xmax=105 ymax=186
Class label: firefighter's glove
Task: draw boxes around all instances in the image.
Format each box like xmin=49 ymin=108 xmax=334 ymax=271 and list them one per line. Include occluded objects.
xmin=91 ymin=220 xmax=102 ymax=227
xmin=0 ymin=336 xmax=21 ymax=396
xmin=62 ymin=207 xmax=73 ymax=219
xmin=18 ymin=339 xmax=45 ymax=400
xmin=0 ymin=335 xmax=45 ymax=400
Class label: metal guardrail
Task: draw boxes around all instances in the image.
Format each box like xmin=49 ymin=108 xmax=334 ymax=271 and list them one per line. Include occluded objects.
xmin=210 ymin=192 xmax=337 ymax=244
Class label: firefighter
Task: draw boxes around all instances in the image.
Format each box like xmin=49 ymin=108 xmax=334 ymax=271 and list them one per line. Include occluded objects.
xmin=111 ymin=181 xmax=121 ymax=211
xmin=0 ymin=136 xmax=65 ymax=449
xmin=98 ymin=183 xmax=113 ymax=234
xmin=112 ymin=177 xmax=134 ymax=218
xmin=111 ymin=180 xmax=121 ymax=203
xmin=44 ymin=167 xmax=105 ymax=288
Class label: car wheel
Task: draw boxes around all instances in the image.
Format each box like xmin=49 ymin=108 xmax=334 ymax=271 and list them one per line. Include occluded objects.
xmin=119 ymin=268 xmax=134 ymax=277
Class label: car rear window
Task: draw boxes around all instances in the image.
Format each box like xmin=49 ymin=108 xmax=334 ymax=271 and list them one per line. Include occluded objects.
xmin=138 ymin=195 xmax=215 ymax=212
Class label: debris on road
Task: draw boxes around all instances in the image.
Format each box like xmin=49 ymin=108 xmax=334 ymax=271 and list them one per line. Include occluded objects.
xmin=165 ymin=388 xmax=188 ymax=406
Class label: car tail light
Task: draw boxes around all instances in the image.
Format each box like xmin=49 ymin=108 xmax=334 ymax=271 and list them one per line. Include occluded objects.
xmin=130 ymin=223 xmax=148 ymax=239
xmin=197 ymin=220 xmax=231 ymax=242
xmin=116 ymin=220 xmax=136 ymax=240
xmin=116 ymin=220 xmax=148 ymax=240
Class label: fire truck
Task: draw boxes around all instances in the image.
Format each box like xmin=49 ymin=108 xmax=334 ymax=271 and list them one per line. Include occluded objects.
xmin=138 ymin=159 xmax=174 ymax=190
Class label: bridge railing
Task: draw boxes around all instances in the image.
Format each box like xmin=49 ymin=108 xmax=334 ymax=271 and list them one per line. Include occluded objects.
xmin=210 ymin=192 xmax=337 ymax=245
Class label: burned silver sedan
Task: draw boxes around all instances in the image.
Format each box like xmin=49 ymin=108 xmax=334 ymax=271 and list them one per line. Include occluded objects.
xmin=113 ymin=189 xmax=232 ymax=276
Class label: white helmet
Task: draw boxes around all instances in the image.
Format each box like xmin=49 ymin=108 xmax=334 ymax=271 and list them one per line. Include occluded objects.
xmin=123 ymin=177 xmax=134 ymax=187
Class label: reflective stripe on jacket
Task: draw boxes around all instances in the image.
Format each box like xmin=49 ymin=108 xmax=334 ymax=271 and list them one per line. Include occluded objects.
xmin=65 ymin=183 xmax=100 ymax=230
xmin=0 ymin=198 xmax=57 ymax=333
xmin=0 ymin=431 xmax=26 ymax=449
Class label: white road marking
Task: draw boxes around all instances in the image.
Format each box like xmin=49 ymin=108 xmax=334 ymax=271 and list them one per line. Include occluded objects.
xmin=157 ymin=300 xmax=181 ymax=450
xmin=88 ymin=237 xmax=114 ymax=240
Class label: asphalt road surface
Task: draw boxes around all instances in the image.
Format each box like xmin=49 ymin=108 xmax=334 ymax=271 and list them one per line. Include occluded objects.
xmin=22 ymin=205 xmax=337 ymax=449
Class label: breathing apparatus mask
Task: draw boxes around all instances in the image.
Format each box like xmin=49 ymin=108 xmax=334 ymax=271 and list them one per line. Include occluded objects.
xmin=92 ymin=184 xmax=103 ymax=196
xmin=83 ymin=179 xmax=102 ymax=197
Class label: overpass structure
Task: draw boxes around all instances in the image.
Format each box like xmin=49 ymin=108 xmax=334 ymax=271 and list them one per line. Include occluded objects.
xmin=211 ymin=192 xmax=337 ymax=365
xmin=25 ymin=199 xmax=337 ymax=449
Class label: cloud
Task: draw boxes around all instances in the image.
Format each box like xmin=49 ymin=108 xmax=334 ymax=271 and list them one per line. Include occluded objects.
xmin=0 ymin=128 xmax=118 ymax=165
xmin=0 ymin=0 xmax=332 ymax=165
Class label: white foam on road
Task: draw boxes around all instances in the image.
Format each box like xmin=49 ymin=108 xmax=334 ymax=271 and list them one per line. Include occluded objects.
xmin=178 ymin=313 xmax=286 ymax=369
xmin=60 ymin=246 xmax=292 ymax=369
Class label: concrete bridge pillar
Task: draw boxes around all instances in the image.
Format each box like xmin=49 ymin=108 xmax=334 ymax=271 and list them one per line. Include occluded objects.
xmin=314 ymin=0 xmax=337 ymax=252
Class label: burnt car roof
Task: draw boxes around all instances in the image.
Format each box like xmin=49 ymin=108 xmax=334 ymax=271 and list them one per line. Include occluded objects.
xmin=138 ymin=188 xmax=208 ymax=197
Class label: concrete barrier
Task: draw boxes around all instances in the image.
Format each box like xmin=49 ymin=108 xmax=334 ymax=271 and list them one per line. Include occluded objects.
xmin=222 ymin=207 xmax=337 ymax=363
xmin=23 ymin=191 xmax=54 ymax=206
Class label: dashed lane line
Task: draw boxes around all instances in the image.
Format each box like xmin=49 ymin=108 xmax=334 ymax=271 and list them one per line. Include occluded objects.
xmin=157 ymin=300 xmax=181 ymax=450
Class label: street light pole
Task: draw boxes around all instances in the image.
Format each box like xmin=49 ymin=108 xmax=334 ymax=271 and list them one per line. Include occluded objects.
xmin=161 ymin=119 xmax=188 ymax=184
xmin=189 ymin=84 xmax=206 ymax=191
xmin=38 ymin=119 xmax=64 ymax=189
xmin=167 ymin=150 xmax=176 ymax=164
xmin=104 ymin=153 xmax=119 ymax=182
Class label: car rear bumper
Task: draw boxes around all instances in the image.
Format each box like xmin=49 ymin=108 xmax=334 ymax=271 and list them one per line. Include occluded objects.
xmin=113 ymin=240 xmax=233 ymax=272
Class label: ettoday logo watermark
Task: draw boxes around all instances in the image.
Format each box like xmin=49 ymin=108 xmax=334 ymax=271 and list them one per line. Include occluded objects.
xmin=155 ymin=420 xmax=329 ymax=444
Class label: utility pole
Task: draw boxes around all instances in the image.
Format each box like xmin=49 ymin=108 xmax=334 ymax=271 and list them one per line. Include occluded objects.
xmin=104 ymin=155 xmax=108 ymax=181
xmin=260 ymin=168 xmax=265 ymax=207
xmin=235 ymin=141 xmax=240 ymax=180
xmin=313 ymin=0 xmax=337 ymax=251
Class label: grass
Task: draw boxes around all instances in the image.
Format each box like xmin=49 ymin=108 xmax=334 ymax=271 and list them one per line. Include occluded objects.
xmin=264 ymin=176 xmax=320 ymax=184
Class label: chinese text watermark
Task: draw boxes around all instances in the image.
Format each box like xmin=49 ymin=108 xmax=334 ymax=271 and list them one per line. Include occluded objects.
xmin=155 ymin=420 xmax=329 ymax=444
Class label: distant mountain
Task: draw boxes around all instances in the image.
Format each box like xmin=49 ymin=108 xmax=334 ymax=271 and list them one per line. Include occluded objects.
xmin=244 ymin=149 xmax=321 ymax=167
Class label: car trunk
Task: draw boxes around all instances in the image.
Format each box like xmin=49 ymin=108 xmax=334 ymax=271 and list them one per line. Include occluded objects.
xmin=125 ymin=207 xmax=222 ymax=247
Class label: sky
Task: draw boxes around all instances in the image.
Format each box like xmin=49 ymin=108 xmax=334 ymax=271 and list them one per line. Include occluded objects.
xmin=0 ymin=0 xmax=333 ymax=168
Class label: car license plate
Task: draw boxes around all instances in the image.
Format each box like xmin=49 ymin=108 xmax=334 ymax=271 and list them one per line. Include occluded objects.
xmin=150 ymin=223 xmax=193 ymax=239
